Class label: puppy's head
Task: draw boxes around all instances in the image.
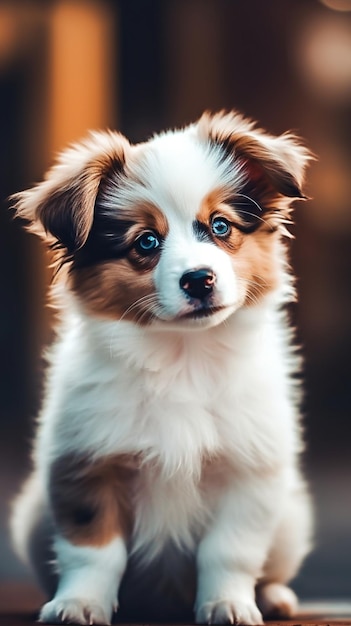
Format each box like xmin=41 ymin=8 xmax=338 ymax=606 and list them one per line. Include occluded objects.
xmin=13 ymin=111 xmax=311 ymax=329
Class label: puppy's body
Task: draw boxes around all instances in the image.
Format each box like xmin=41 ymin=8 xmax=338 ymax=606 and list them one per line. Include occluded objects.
xmin=11 ymin=112 xmax=313 ymax=625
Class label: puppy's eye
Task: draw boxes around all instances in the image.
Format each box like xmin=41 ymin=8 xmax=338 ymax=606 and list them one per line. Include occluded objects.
xmin=134 ymin=231 xmax=160 ymax=255
xmin=211 ymin=217 xmax=231 ymax=238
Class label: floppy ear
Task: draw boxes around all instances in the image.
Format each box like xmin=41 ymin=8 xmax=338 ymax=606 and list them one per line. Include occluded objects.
xmin=12 ymin=131 xmax=130 ymax=254
xmin=197 ymin=110 xmax=312 ymax=222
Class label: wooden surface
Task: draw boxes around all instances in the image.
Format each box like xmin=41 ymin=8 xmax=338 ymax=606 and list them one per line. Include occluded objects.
xmin=1 ymin=611 xmax=351 ymax=625
xmin=1 ymin=584 xmax=351 ymax=625
xmin=1 ymin=613 xmax=351 ymax=625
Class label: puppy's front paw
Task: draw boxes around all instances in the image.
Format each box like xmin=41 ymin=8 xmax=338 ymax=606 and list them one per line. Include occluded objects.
xmin=39 ymin=598 xmax=113 ymax=625
xmin=196 ymin=599 xmax=263 ymax=625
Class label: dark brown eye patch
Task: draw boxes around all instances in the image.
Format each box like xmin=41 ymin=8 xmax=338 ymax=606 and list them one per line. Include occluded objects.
xmin=72 ymin=204 xmax=166 ymax=271
xmin=193 ymin=215 xmax=233 ymax=241
xmin=194 ymin=200 xmax=264 ymax=245
xmin=225 ymin=191 xmax=265 ymax=234
xmin=72 ymin=211 xmax=135 ymax=269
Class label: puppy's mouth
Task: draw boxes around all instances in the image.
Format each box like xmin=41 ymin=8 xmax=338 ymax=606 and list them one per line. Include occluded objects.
xmin=152 ymin=302 xmax=236 ymax=329
xmin=179 ymin=305 xmax=225 ymax=320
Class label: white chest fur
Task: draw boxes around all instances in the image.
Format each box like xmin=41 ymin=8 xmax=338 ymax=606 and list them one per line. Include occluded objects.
xmin=35 ymin=301 xmax=300 ymax=557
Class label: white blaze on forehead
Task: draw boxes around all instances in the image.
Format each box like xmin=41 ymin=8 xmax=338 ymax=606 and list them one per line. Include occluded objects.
xmin=122 ymin=127 xmax=244 ymax=221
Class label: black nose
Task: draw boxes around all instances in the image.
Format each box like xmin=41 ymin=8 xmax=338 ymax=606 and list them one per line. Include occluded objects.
xmin=179 ymin=268 xmax=216 ymax=300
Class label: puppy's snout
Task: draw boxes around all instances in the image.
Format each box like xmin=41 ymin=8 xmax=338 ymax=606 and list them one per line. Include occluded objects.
xmin=179 ymin=268 xmax=216 ymax=300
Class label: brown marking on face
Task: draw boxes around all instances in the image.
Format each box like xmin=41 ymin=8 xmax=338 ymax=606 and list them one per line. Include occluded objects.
xmin=72 ymin=201 xmax=169 ymax=269
xmin=197 ymin=190 xmax=281 ymax=307
xmin=71 ymin=259 xmax=158 ymax=323
xmin=70 ymin=202 xmax=168 ymax=323
xmin=235 ymin=230 xmax=282 ymax=306
xmin=196 ymin=189 xmax=245 ymax=253
xmin=106 ymin=201 xmax=169 ymax=242
xmin=50 ymin=454 xmax=139 ymax=546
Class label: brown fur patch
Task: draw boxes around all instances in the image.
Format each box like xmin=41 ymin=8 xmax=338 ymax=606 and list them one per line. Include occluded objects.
xmin=196 ymin=189 xmax=245 ymax=252
xmin=115 ymin=202 xmax=169 ymax=238
xmin=50 ymin=454 xmax=138 ymax=546
xmin=72 ymin=201 xmax=169 ymax=269
xmin=238 ymin=230 xmax=282 ymax=306
xmin=70 ymin=259 xmax=158 ymax=323
xmin=197 ymin=191 xmax=281 ymax=306
xmin=70 ymin=202 xmax=168 ymax=322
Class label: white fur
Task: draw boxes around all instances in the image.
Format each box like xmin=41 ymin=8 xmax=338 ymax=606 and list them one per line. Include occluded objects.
xmin=13 ymin=302 xmax=312 ymax=624
xmin=39 ymin=537 xmax=126 ymax=624
xmin=10 ymin=116 xmax=313 ymax=625
xmin=106 ymin=128 xmax=245 ymax=220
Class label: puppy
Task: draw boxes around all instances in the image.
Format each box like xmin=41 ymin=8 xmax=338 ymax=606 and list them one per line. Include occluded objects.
xmin=11 ymin=111 xmax=313 ymax=625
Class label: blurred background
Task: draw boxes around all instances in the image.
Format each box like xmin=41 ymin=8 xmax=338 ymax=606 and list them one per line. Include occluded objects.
xmin=0 ymin=0 xmax=351 ymax=613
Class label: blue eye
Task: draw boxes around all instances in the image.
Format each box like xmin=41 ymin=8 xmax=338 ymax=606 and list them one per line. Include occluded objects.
xmin=135 ymin=231 xmax=160 ymax=255
xmin=211 ymin=217 xmax=231 ymax=237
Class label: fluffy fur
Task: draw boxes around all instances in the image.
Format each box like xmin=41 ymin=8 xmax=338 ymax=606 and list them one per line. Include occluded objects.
xmin=11 ymin=111 xmax=313 ymax=625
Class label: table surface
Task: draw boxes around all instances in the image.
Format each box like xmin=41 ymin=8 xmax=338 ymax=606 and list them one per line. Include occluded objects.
xmin=1 ymin=611 xmax=351 ymax=625
xmin=1 ymin=583 xmax=351 ymax=625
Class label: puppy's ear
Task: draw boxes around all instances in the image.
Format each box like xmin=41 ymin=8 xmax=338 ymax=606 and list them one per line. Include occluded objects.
xmin=12 ymin=131 xmax=130 ymax=254
xmin=198 ymin=110 xmax=312 ymax=202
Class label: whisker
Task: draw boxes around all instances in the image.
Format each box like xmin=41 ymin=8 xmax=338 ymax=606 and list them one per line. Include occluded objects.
xmin=126 ymin=295 xmax=164 ymax=326
xmin=244 ymin=277 xmax=269 ymax=289
xmin=234 ymin=209 xmax=272 ymax=229
xmin=107 ymin=294 xmax=162 ymax=356
xmin=136 ymin=303 xmax=164 ymax=327
xmin=119 ymin=294 xmax=159 ymax=323
xmin=245 ymin=293 xmax=260 ymax=306
xmin=134 ymin=304 xmax=156 ymax=325
xmin=234 ymin=192 xmax=263 ymax=213
xmin=231 ymin=193 xmax=278 ymax=231
xmin=236 ymin=276 xmax=268 ymax=306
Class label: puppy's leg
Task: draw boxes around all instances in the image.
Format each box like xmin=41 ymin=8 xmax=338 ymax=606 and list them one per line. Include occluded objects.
xmin=257 ymin=481 xmax=313 ymax=618
xmin=195 ymin=476 xmax=284 ymax=626
xmin=39 ymin=454 xmax=134 ymax=625
xmin=39 ymin=537 xmax=126 ymax=625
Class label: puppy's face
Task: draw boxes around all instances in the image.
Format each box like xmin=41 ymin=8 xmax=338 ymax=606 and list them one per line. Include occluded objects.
xmin=14 ymin=112 xmax=310 ymax=329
